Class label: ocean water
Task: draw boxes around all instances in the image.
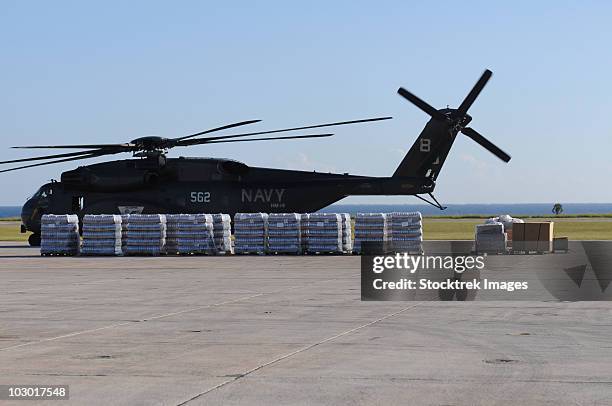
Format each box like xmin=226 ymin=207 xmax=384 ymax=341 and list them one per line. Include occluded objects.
xmin=0 ymin=206 xmax=21 ymax=218
xmin=2 ymin=203 xmax=612 ymax=218
xmin=320 ymin=203 xmax=612 ymax=216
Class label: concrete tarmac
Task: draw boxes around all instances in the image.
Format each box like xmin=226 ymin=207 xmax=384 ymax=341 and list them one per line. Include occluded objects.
xmin=0 ymin=242 xmax=611 ymax=405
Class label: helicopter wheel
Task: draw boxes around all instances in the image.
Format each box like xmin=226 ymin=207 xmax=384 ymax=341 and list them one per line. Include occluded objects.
xmin=28 ymin=233 xmax=41 ymax=247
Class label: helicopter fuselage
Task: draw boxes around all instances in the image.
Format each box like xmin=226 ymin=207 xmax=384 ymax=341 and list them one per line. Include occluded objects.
xmin=21 ymin=156 xmax=434 ymax=240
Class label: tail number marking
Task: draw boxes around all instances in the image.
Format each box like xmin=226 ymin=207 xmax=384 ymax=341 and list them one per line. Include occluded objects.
xmin=190 ymin=192 xmax=211 ymax=203
xmin=420 ymin=138 xmax=431 ymax=152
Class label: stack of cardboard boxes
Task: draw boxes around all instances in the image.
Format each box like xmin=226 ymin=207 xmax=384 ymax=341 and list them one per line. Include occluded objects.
xmin=512 ymin=222 xmax=554 ymax=253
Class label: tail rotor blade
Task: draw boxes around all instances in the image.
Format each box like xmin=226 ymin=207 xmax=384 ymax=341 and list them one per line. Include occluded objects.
xmin=397 ymin=88 xmax=446 ymax=121
xmin=457 ymin=69 xmax=492 ymax=116
xmin=461 ymin=127 xmax=511 ymax=162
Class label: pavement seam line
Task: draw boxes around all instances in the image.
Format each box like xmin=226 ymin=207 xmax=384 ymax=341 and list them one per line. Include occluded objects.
xmin=0 ymin=293 xmax=264 ymax=353
xmin=0 ymin=278 xmax=340 ymax=353
xmin=177 ymin=302 xmax=422 ymax=405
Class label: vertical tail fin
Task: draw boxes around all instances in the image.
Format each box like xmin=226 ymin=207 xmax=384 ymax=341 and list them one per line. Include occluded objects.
xmin=393 ymin=117 xmax=457 ymax=180
xmin=393 ymin=69 xmax=510 ymax=179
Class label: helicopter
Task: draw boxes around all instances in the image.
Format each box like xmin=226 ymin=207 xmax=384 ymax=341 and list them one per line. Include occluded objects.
xmin=1 ymin=69 xmax=510 ymax=246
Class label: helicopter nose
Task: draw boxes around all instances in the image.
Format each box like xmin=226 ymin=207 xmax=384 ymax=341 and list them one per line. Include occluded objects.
xmin=21 ymin=198 xmax=38 ymax=229
xmin=21 ymin=199 xmax=33 ymax=218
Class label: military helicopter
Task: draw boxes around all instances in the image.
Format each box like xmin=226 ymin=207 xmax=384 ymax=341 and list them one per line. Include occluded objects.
xmin=1 ymin=69 xmax=510 ymax=246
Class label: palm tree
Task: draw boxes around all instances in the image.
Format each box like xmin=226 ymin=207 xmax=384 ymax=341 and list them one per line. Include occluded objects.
xmin=552 ymin=203 xmax=563 ymax=215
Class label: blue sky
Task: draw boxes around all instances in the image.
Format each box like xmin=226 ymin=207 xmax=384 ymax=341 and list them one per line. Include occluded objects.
xmin=1 ymin=1 xmax=611 ymax=205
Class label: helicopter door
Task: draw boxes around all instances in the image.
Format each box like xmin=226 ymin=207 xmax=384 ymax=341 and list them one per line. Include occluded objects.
xmin=71 ymin=196 xmax=83 ymax=213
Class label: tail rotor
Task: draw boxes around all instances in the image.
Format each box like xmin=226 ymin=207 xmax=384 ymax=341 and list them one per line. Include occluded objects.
xmin=397 ymin=69 xmax=511 ymax=163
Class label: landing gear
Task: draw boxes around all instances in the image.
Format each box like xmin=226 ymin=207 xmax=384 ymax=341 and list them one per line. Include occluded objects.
xmin=414 ymin=193 xmax=447 ymax=210
xmin=28 ymin=233 xmax=41 ymax=247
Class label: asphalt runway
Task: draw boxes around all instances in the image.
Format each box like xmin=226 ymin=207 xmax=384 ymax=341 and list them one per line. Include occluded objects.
xmin=0 ymin=242 xmax=611 ymax=405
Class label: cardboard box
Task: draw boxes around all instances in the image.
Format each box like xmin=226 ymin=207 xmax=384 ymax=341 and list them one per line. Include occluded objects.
xmin=553 ymin=237 xmax=569 ymax=252
xmin=512 ymin=222 xmax=554 ymax=252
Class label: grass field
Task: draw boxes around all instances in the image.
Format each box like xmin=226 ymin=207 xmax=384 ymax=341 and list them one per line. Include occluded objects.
xmin=1 ymin=218 xmax=611 ymax=242
xmin=0 ymin=222 xmax=28 ymax=242
xmin=423 ymin=219 xmax=612 ymax=240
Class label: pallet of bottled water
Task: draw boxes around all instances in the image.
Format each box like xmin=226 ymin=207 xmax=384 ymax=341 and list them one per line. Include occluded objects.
xmin=354 ymin=213 xmax=388 ymax=254
xmin=123 ymin=214 xmax=166 ymax=256
xmin=388 ymin=212 xmax=423 ymax=254
xmin=175 ymin=214 xmax=215 ymax=255
xmin=475 ymin=222 xmax=507 ymax=254
xmin=299 ymin=213 xmax=309 ymax=253
xmin=212 ymin=213 xmax=232 ymax=254
xmin=120 ymin=214 xmax=130 ymax=252
xmin=340 ymin=213 xmax=353 ymax=253
xmin=164 ymin=214 xmax=181 ymax=254
xmin=80 ymin=214 xmax=122 ymax=256
xmin=306 ymin=213 xmax=343 ymax=254
xmin=234 ymin=213 xmax=268 ymax=254
xmin=40 ymin=214 xmax=80 ymax=256
xmin=267 ymin=213 xmax=302 ymax=254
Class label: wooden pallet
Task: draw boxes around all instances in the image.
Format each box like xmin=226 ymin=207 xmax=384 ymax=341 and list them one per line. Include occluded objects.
xmin=306 ymin=251 xmax=347 ymax=255
xmin=509 ymin=250 xmax=549 ymax=255
xmin=122 ymin=252 xmax=166 ymax=257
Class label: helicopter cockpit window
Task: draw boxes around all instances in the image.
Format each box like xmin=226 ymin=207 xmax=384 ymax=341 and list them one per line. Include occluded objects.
xmin=35 ymin=186 xmax=53 ymax=199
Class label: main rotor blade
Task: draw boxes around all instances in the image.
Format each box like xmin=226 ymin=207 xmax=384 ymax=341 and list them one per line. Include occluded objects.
xmin=0 ymin=149 xmax=104 ymax=165
xmin=457 ymin=69 xmax=492 ymax=116
xmin=0 ymin=151 xmax=118 ymax=173
xmin=461 ymin=127 xmax=511 ymax=163
xmin=176 ymin=116 xmax=391 ymax=146
xmin=180 ymin=133 xmax=333 ymax=146
xmin=172 ymin=119 xmax=262 ymax=142
xmin=397 ymin=88 xmax=446 ymax=121
xmin=12 ymin=143 xmax=133 ymax=150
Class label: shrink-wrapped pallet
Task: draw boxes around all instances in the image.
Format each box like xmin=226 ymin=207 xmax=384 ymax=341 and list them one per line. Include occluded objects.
xmin=354 ymin=213 xmax=388 ymax=254
xmin=234 ymin=213 xmax=268 ymax=254
xmin=124 ymin=214 xmax=166 ymax=256
xmin=299 ymin=213 xmax=309 ymax=252
xmin=306 ymin=213 xmax=343 ymax=254
xmin=40 ymin=214 xmax=80 ymax=256
xmin=340 ymin=213 xmax=353 ymax=252
xmin=81 ymin=214 xmax=122 ymax=256
xmin=164 ymin=214 xmax=181 ymax=254
xmin=120 ymin=214 xmax=130 ymax=251
xmin=211 ymin=213 xmax=232 ymax=254
xmin=388 ymin=212 xmax=423 ymax=254
xmin=475 ymin=222 xmax=507 ymax=253
xmin=267 ymin=213 xmax=301 ymax=254
xmin=485 ymin=214 xmax=524 ymax=232
xmin=174 ymin=214 xmax=215 ymax=255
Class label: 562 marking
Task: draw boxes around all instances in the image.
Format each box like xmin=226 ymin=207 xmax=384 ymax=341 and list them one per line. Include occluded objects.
xmin=190 ymin=191 xmax=211 ymax=203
